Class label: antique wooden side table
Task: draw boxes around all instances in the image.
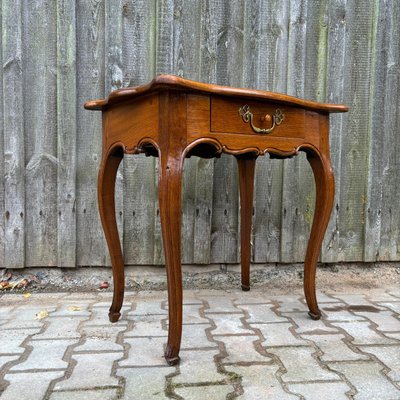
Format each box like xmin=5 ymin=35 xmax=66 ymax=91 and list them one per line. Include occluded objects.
xmin=85 ymin=75 xmax=348 ymax=365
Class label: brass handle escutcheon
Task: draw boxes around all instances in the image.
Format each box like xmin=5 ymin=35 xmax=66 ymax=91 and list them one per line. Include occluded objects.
xmin=238 ymin=105 xmax=284 ymax=134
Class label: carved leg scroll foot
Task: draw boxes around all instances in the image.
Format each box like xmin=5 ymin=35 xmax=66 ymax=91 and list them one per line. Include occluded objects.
xmin=159 ymin=151 xmax=184 ymax=365
xmin=237 ymin=156 xmax=256 ymax=292
xmin=98 ymin=145 xmax=125 ymax=323
xmin=304 ymin=146 xmax=334 ymax=320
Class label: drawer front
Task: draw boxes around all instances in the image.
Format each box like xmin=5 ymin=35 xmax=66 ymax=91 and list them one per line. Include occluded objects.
xmin=211 ymin=96 xmax=305 ymax=138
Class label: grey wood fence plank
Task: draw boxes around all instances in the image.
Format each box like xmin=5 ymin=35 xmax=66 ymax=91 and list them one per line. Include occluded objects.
xmin=280 ymin=0 xmax=309 ymax=263
xmin=378 ymin=0 xmax=400 ymax=261
xmin=76 ymin=0 xmax=106 ymax=266
xmin=24 ymin=0 xmax=58 ymax=267
xmin=119 ymin=0 xmax=157 ymax=265
xmin=0 ymin=1 xmax=4 ymax=268
xmin=57 ymin=0 xmax=77 ymax=268
xmin=252 ymin=0 xmax=289 ymax=263
xmin=337 ymin=0 xmax=375 ymax=261
xmin=321 ymin=0 xmax=347 ymax=263
xmin=210 ymin=0 xmax=243 ymax=264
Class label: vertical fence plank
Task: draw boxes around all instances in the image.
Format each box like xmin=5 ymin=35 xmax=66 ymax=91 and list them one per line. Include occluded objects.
xmin=210 ymin=0 xmax=243 ymax=264
xmin=280 ymin=0 xmax=308 ymax=263
xmin=252 ymin=0 xmax=289 ymax=263
xmin=337 ymin=0 xmax=375 ymax=261
xmin=0 ymin=1 xmax=4 ymax=267
xmin=322 ymin=0 xmax=347 ymax=263
xmin=76 ymin=0 xmax=106 ymax=266
xmin=379 ymin=0 xmax=400 ymax=261
xmin=57 ymin=0 xmax=77 ymax=267
xmin=119 ymin=0 xmax=157 ymax=265
xmin=3 ymin=0 xmax=25 ymax=268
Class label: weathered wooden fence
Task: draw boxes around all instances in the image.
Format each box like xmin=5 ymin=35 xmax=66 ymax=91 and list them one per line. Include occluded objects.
xmin=1 ymin=0 xmax=399 ymax=268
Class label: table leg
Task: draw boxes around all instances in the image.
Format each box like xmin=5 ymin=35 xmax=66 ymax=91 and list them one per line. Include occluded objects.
xmin=98 ymin=146 xmax=125 ymax=323
xmin=158 ymin=152 xmax=184 ymax=366
xmin=304 ymin=148 xmax=334 ymax=320
xmin=237 ymin=156 xmax=256 ymax=291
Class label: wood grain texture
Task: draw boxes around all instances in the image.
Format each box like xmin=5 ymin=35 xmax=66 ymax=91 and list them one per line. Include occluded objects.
xmin=3 ymin=0 xmax=25 ymax=268
xmin=57 ymin=0 xmax=77 ymax=267
xmin=0 ymin=2 xmax=3 ymax=267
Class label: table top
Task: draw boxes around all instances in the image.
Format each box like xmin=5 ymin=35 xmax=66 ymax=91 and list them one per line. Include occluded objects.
xmin=84 ymin=74 xmax=348 ymax=114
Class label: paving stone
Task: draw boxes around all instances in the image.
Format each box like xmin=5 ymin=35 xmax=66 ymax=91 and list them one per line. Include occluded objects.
xmin=315 ymin=292 xmax=342 ymax=303
xmin=350 ymin=310 xmax=400 ymax=332
xmin=386 ymin=332 xmax=400 ymax=341
xmin=288 ymin=382 xmax=351 ymax=400
xmin=378 ymin=302 xmax=400 ymax=314
xmin=54 ymin=352 xmax=123 ymax=390
xmin=205 ymin=297 xmax=240 ymax=313
xmin=182 ymin=304 xmax=209 ymax=324
xmin=131 ymin=301 xmax=167 ymax=316
xmin=11 ymin=339 xmax=75 ymax=371
xmin=210 ymin=313 xmax=254 ymax=335
xmin=0 ymin=306 xmax=15 ymax=320
xmin=328 ymin=361 xmax=400 ymax=400
xmin=119 ymin=337 xmax=166 ymax=367
xmin=226 ymin=364 xmax=297 ymax=399
xmin=366 ymin=290 xmax=400 ymax=302
xmin=331 ymin=321 xmax=398 ymax=345
xmin=268 ymin=296 xmax=307 ymax=313
xmin=2 ymin=305 xmax=56 ymax=329
xmin=1 ymin=371 xmax=65 ymax=400
xmin=234 ymin=295 xmax=273 ymax=305
xmin=181 ymin=324 xmax=217 ymax=349
xmin=358 ymin=345 xmax=400 ymax=381
xmin=321 ymin=304 xmax=367 ymax=322
xmin=238 ymin=304 xmax=287 ymax=323
xmin=118 ymin=366 xmax=174 ymax=399
xmin=175 ymin=385 xmax=232 ymax=400
xmin=173 ymin=349 xmax=223 ymax=384
xmin=330 ymin=294 xmax=378 ymax=306
xmin=283 ymin=312 xmax=339 ymax=334
xmin=269 ymin=347 xmax=340 ymax=382
xmin=75 ymin=325 xmax=125 ymax=352
xmin=49 ymin=389 xmax=119 ymax=400
xmin=84 ymin=306 xmax=130 ymax=326
xmin=34 ymin=317 xmax=85 ymax=339
xmin=388 ymin=289 xmax=400 ymax=299
xmin=0 ymin=327 xmax=41 ymax=354
xmin=50 ymin=302 xmax=91 ymax=317
xmin=125 ymin=314 xmax=167 ymax=337
xmin=301 ymin=333 xmax=370 ymax=361
xmin=254 ymin=322 xmax=308 ymax=347
xmin=0 ymin=355 xmax=20 ymax=370
xmin=219 ymin=335 xmax=271 ymax=363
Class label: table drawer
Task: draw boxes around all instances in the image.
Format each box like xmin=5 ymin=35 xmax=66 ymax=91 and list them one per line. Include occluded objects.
xmin=210 ymin=96 xmax=305 ymax=138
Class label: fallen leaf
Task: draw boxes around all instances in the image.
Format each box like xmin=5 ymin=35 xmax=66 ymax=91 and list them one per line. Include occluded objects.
xmin=99 ymin=282 xmax=109 ymax=289
xmin=67 ymin=305 xmax=81 ymax=312
xmin=23 ymin=292 xmax=32 ymax=298
xmin=16 ymin=278 xmax=30 ymax=289
xmin=35 ymin=310 xmax=49 ymax=320
xmin=0 ymin=281 xmax=10 ymax=289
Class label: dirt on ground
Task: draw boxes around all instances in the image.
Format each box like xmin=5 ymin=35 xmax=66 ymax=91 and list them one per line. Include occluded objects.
xmin=0 ymin=262 xmax=399 ymax=295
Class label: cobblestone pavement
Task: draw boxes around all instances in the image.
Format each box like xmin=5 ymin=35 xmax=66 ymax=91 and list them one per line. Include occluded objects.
xmin=0 ymin=288 xmax=399 ymax=399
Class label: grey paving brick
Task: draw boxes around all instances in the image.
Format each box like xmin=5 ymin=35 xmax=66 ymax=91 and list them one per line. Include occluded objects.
xmin=331 ymin=321 xmax=399 ymax=345
xmin=268 ymin=347 xmax=340 ymax=382
xmin=125 ymin=314 xmax=167 ymax=337
xmin=366 ymin=290 xmax=400 ymax=302
xmin=219 ymin=335 xmax=271 ymax=363
xmin=0 ymin=306 xmax=15 ymax=320
xmin=11 ymin=339 xmax=75 ymax=371
xmin=331 ymin=294 xmax=378 ymax=306
xmin=328 ymin=361 xmax=400 ymax=400
xmin=268 ymin=296 xmax=307 ymax=313
xmin=75 ymin=325 xmax=125 ymax=352
xmin=173 ymin=349 xmax=224 ymax=384
xmin=119 ymin=337 xmax=166 ymax=367
xmin=54 ymin=352 xmax=123 ymax=390
xmin=0 ymin=327 xmax=41 ymax=354
xmin=350 ymin=310 xmax=400 ymax=332
xmin=288 ymin=382 xmax=351 ymax=400
xmin=0 ymin=355 xmax=20 ymax=370
xmin=254 ymin=322 xmax=308 ymax=347
xmin=49 ymin=389 xmax=119 ymax=400
xmin=234 ymin=294 xmax=273 ymax=305
xmin=388 ymin=289 xmax=400 ymax=299
xmin=283 ymin=312 xmax=339 ymax=334
xmin=315 ymin=292 xmax=342 ymax=303
xmin=181 ymin=324 xmax=217 ymax=349
xmin=1 ymin=371 xmax=64 ymax=400
xmin=205 ymin=297 xmax=240 ymax=313
xmin=84 ymin=307 xmax=129 ymax=326
xmin=118 ymin=366 xmax=174 ymax=399
xmin=226 ymin=364 xmax=297 ymax=399
xmin=238 ymin=304 xmax=287 ymax=323
xmin=321 ymin=304 xmax=367 ymax=322
xmin=358 ymin=345 xmax=400 ymax=382
xmin=301 ymin=333 xmax=370 ymax=361
xmin=182 ymin=304 xmax=209 ymax=324
xmin=2 ymin=305 xmax=56 ymax=329
xmin=50 ymin=302 xmax=91 ymax=318
xmin=210 ymin=313 xmax=254 ymax=335
xmin=378 ymin=301 xmax=400 ymax=314
xmin=34 ymin=317 xmax=85 ymax=339
xmin=386 ymin=332 xmax=400 ymax=341
xmin=175 ymin=385 xmax=232 ymax=400
xmin=131 ymin=301 xmax=167 ymax=316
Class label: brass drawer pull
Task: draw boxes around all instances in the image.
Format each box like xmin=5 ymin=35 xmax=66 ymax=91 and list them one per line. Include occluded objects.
xmin=238 ymin=105 xmax=284 ymax=134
